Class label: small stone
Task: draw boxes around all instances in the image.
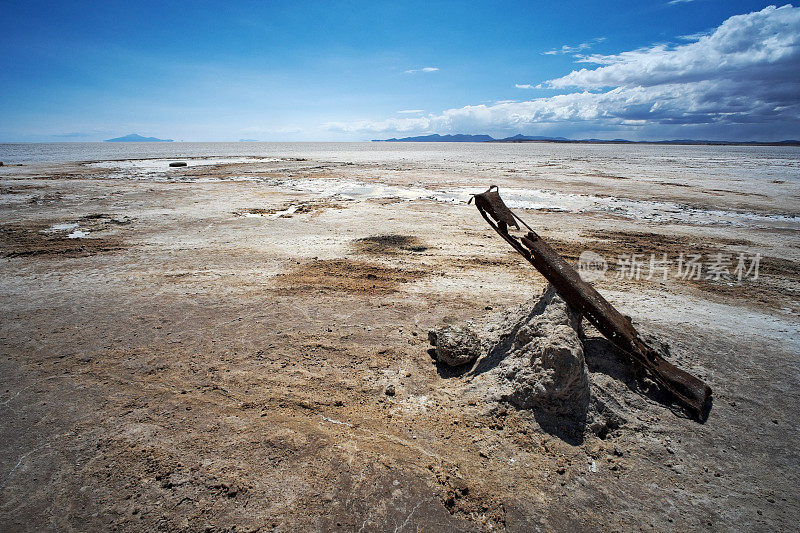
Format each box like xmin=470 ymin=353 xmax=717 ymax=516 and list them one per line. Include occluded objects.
xmin=169 ymin=161 xmax=187 ymax=167
xmin=428 ymin=324 xmax=481 ymax=366
xmin=385 ymin=384 xmax=395 ymax=396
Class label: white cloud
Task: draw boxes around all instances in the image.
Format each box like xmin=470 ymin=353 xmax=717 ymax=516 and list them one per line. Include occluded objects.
xmin=404 ymin=67 xmax=439 ymax=74
xmin=547 ymin=5 xmax=799 ymax=89
xmin=677 ymin=31 xmax=710 ymax=41
xmin=397 ymin=109 xmax=425 ymax=114
xmin=330 ymin=6 xmax=800 ymax=140
xmin=515 ymin=84 xmax=535 ymax=89
xmin=667 ymin=0 xmax=695 ymax=5
xmin=543 ymin=37 xmax=606 ymax=56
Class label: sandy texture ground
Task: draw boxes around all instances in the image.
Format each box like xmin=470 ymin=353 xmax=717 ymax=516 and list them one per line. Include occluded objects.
xmin=1 ymin=151 xmax=799 ymax=531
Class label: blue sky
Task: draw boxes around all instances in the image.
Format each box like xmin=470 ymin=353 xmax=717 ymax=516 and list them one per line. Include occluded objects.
xmin=1 ymin=1 xmax=798 ymax=141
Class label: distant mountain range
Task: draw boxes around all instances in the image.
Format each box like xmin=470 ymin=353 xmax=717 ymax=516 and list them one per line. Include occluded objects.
xmin=104 ymin=133 xmax=173 ymax=142
xmin=372 ymin=133 xmax=800 ymax=146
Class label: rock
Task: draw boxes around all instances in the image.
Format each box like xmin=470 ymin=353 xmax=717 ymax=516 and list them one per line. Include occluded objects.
xmin=430 ymin=285 xmax=589 ymax=417
xmin=169 ymin=161 xmax=187 ymax=167
xmin=385 ymin=384 xmax=396 ymax=396
xmin=428 ymin=324 xmax=482 ymax=366
xmin=0 ymin=161 xmax=4 ymax=166
xmin=429 ymin=284 xmax=642 ymax=440
xmin=485 ymin=285 xmax=589 ymax=419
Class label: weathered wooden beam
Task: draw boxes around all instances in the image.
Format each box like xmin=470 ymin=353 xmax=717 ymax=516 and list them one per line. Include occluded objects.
xmin=471 ymin=186 xmax=712 ymax=419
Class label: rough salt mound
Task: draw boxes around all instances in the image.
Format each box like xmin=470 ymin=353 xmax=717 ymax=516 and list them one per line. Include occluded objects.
xmin=479 ymin=285 xmax=589 ymax=419
xmin=430 ymin=285 xmax=589 ymax=418
xmin=430 ymin=285 xmax=632 ymax=440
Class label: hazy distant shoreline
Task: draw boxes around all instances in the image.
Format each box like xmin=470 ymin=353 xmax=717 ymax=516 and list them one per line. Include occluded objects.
xmin=3 ymin=139 xmax=800 ymax=147
xmin=2 ymin=140 xmax=800 ymax=166
xmin=488 ymin=139 xmax=800 ymax=146
xmin=372 ymin=133 xmax=800 ymax=146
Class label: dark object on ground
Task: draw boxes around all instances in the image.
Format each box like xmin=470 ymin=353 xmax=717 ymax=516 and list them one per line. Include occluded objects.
xmin=355 ymin=234 xmax=427 ymax=254
xmin=0 ymin=161 xmax=3 ymax=166
xmin=428 ymin=325 xmax=482 ymax=366
xmin=469 ymin=185 xmax=712 ymax=420
xmin=169 ymin=162 xmax=187 ymax=167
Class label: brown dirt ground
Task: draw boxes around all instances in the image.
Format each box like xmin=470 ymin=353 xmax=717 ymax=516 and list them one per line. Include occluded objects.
xmin=1 ymin=164 xmax=798 ymax=532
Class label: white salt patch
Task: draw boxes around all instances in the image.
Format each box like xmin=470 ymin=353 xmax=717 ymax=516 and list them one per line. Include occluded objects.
xmin=606 ymin=289 xmax=800 ymax=351
xmin=238 ymin=205 xmax=300 ymax=218
xmin=395 ymin=395 xmax=433 ymax=413
xmin=320 ymin=415 xmax=352 ymax=427
xmin=87 ymin=157 xmax=280 ymax=176
xmin=48 ymin=222 xmax=79 ymax=232
xmin=260 ymin=177 xmax=799 ymax=229
xmin=191 ymin=176 xmax=265 ymax=183
xmin=266 ymin=206 xmax=299 ymax=219
xmin=67 ymin=229 xmax=89 ymax=239
xmin=46 ymin=222 xmax=90 ymax=238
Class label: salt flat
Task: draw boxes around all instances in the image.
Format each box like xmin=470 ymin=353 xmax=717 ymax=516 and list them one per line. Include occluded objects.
xmin=1 ymin=143 xmax=798 ymax=531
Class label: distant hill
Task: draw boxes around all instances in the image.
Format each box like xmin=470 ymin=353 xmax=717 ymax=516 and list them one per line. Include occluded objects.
xmin=647 ymin=139 xmax=800 ymax=145
xmin=104 ymin=133 xmax=173 ymax=142
xmin=495 ymin=134 xmax=569 ymax=142
xmin=492 ymin=134 xmax=800 ymax=145
xmin=372 ymin=133 xmax=495 ymax=142
xmin=371 ymin=132 xmax=800 ymax=146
